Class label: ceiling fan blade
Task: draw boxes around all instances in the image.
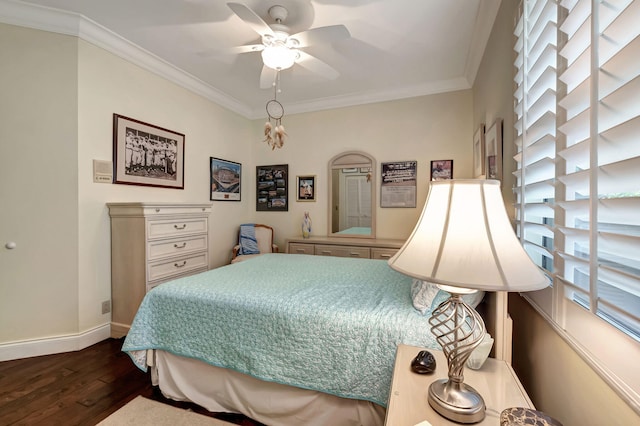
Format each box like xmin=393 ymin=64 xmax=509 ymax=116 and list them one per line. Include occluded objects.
xmin=260 ymin=66 xmax=277 ymax=89
xmin=289 ymin=25 xmax=350 ymax=48
xmin=227 ymin=2 xmax=274 ymax=38
xmin=198 ymin=44 xmax=264 ymax=57
xmin=295 ymin=51 xmax=340 ymax=80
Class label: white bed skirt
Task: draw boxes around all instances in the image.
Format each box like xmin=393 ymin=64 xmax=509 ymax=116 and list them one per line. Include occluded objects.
xmin=150 ymin=350 xmax=386 ymax=426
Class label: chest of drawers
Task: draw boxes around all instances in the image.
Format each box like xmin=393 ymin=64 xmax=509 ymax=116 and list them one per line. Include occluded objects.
xmin=287 ymin=237 xmax=404 ymax=260
xmin=107 ymin=202 xmax=212 ymax=337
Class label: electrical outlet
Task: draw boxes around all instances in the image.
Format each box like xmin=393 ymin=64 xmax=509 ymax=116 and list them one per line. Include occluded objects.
xmin=101 ymin=300 xmax=111 ymax=314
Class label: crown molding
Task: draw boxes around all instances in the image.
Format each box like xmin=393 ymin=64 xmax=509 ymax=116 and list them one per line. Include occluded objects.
xmin=251 ymin=77 xmax=472 ymax=119
xmin=464 ymin=0 xmax=502 ymax=86
xmin=0 ymin=0 xmax=253 ymax=118
xmin=1 ymin=0 xmax=492 ymax=121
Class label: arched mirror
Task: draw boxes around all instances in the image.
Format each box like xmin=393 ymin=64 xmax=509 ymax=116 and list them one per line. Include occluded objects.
xmin=328 ymin=151 xmax=376 ymax=238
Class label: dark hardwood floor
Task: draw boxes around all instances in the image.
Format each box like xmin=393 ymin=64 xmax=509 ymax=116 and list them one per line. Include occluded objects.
xmin=0 ymin=338 xmax=263 ymax=425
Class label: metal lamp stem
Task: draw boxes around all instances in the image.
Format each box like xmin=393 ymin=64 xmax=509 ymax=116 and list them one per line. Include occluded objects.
xmin=428 ymin=293 xmax=487 ymax=423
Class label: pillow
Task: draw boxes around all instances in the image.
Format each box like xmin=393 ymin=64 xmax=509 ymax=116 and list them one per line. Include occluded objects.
xmin=238 ymin=224 xmax=260 ymax=255
xmin=410 ymin=279 xmax=441 ymax=315
xmin=411 ymin=279 xmax=485 ymax=315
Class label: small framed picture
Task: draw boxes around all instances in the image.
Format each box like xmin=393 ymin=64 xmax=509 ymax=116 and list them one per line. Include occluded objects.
xmin=485 ymin=118 xmax=503 ymax=181
xmin=342 ymin=168 xmax=358 ymax=173
xmin=112 ymin=114 xmax=184 ymax=189
xmin=430 ymin=160 xmax=453 ymax=181
xmin=297 ymin=175 xmax=316 ymax=201
xmin=473 ymin=124 xmax=485 ymax=178
xmin=210 ymin=157 xmax=241 ymax=201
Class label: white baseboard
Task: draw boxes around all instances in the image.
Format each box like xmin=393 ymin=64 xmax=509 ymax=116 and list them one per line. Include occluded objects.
xmin=0 ymin=324 xmax=112 ymax=362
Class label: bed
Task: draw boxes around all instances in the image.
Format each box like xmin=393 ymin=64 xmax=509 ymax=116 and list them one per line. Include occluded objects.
xmin=335 ymin=226 xmax=372 ymax=235
xmin=122 ymin=253 xmax=510 ymax=425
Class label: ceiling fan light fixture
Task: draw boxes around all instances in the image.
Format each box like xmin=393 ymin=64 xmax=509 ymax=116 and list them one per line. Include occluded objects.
xmin=261 ymin=44 xmax=297 ymax=70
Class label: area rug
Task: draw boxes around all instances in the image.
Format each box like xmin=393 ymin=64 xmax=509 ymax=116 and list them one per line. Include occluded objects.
xmin=98 ymin=396 xmax=234 ymax=426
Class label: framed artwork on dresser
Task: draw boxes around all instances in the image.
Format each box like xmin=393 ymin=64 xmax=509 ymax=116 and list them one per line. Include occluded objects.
xmin=112 ymin=114 xmax=185 ymax=189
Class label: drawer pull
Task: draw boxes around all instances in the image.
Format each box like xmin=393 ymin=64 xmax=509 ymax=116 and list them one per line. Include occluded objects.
xmin=320 ymin=250 xmax=331 ymax=255
xmin=350 ymin=253 xmax=361 ymax=257
xmin=155 ymin=208 xmax=161 ymax=212
xmin=174 ymin=224 xmax=187 ymax=230
xmin=174 ymin=242 xmax=187 ymax=249
xmin=174 ymin=261 xmax=187 ymax=268
xmin=296 ymin=249 xmax=306 ymax=253
xmin=379 ymin=254 xmax=392 ymax=259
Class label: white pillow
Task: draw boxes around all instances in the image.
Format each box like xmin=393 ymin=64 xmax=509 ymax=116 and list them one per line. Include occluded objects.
xmin=411 ymin=279 xmax=485 ymax=315
xmin=410 ymin=279 xmax=441 ymax=314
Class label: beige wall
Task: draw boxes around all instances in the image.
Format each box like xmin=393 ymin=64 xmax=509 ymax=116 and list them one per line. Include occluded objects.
xmin=0 ymin=24 xmax=79 ymax=342
xmin=472 ymin=0 xmax=517 ymax=213
xmin=473 ymin=1 xmax=640 ymax=424
xmin=510 ymin=295 xmax=639 ymax=425
xmin=251 ymin=91 xmax=473 ymax=247
xmin=75 ymin=39 xmax=253 ymax=332
xmin=0 ymin=22 xmax=472 ymax=350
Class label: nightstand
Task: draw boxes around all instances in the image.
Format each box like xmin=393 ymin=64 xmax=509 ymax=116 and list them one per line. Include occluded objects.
xmin=385 ymin=344 xmax=533 ymax=425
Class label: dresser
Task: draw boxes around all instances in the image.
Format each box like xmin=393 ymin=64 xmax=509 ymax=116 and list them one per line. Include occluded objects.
xmin=286 ymin=236 xmax=404 ymax=260
xmin=385 ymin=344 xmax=533 ymax=425
xmin=107 ymin=202 xmax=212 ymax=338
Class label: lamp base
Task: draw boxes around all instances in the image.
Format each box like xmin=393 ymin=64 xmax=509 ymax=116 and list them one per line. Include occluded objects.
xmin=428 ymin=378 xmax=486 ymax=424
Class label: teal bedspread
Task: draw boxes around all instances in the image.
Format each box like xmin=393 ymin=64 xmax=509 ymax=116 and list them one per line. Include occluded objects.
xmin=336 ymin=226 xmax=371 ymax=235
xmin=122 ymin=254 xmax=437 ymax=407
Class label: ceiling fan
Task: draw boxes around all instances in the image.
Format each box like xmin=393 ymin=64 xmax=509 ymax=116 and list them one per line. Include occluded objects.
xmin=225 ymin=2 xmax=350 ymax=88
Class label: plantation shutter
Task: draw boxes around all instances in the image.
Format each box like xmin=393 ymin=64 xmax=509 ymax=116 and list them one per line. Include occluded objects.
xmin=513 ymin=0 xmax=557 ymax=288
xmin=557 ymin=0 xmax=640 ymax=341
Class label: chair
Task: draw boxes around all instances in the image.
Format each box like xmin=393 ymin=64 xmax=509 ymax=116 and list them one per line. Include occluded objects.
xmin=231 ymin=224 xmax=279 ymax=263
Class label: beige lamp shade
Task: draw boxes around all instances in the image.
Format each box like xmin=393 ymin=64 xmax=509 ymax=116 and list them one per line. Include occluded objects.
xmin=388 ymin=179 xmax=549 ymax=292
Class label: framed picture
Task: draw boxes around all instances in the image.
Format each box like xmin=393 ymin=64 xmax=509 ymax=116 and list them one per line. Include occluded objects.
xmin=112 ymin=114 xmax=184 ymax=189
xmin=485 ymin=118 xmax=503 ymax=181
xmin=210 ymin=157 xmax=241 ymax=201
xmin=342 ymin=168 xmax=358 ymax=173
xmin=380 ymin=161 xmax=417 ymax=208
xmin=473 ymin=124 xmax=486 ymax=178
xmin=257 ymin=164 xmax=288 ymax=211
xmin=430 ymin=159 xmax=453 ymax=181
xmin=297 ymin=175 xmax=316 ymax=201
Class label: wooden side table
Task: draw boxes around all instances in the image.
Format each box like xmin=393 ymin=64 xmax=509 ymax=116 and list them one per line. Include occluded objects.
xmin=385 ymin=344 xmax=533 ymax=425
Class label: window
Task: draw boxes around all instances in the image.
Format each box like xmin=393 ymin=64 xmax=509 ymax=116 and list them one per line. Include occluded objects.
xmin=515 ymin=0 xmax=640 ymax=410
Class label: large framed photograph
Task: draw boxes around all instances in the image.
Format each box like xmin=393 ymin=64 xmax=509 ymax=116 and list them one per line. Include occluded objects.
xmin=485 ymin=118 xmax=503 ymax=181
xmin=113 ymin=114 xmax=184 ymax=189
xmin=430 ymin=159 xmax=453 ymax=181
xmin=296 ymin=175 xmax=316 ymax=202
xmin=380 ymin=161 xmax=417 ymax=208
xmin=257 ymin=164 xmax=288 ymax=211
xmin=210 ymin=157 xmax=241 ymax=201
xmin=473 ymin=123 xmax=486 ymax=178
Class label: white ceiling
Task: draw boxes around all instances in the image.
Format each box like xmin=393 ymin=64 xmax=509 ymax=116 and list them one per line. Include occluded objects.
xmin=10 ymin=0 xmax=501 ymax=118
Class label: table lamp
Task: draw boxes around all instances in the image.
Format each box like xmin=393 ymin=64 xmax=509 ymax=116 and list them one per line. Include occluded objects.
xmin=388 ymin=179 xmax=549 ymax=423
